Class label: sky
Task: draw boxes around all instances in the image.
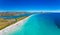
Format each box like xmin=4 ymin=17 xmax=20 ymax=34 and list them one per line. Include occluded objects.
xmin=0 ymin=0 xmax=60 ymax=12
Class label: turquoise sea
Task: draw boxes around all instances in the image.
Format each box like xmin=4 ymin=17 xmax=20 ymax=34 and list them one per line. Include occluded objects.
xmin=6 ymin=13 xmax=60 ymax=35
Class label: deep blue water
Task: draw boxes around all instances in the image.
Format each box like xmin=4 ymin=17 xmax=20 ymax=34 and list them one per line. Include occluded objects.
xmin=41 ymin=13 xmax=60 ymax=28
xmin=5 ymin=13 xmax=60 ymax=35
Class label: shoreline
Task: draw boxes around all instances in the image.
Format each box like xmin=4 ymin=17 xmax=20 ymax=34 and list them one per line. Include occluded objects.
xmin=0 ymin=14 xmax=34 ymax=35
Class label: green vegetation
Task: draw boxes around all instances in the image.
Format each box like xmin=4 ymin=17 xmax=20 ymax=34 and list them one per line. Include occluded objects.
xmin=0 ymin=12 xmax=32 ymax=30
xmin=0 ymin=16 xmax=28 ymax=30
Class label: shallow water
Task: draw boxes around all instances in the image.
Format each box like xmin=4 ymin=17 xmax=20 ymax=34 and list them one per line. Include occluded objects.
xmin=5 ymin=13 xmax=60 ymax=35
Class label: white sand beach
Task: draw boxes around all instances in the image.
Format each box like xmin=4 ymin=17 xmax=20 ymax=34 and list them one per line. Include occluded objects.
xmin=0 ymin=15 xmax=33 ymax=35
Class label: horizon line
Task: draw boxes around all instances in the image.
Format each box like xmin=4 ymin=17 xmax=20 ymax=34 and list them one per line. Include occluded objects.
xmin=0 ymin=10 xmax=60 ymax=12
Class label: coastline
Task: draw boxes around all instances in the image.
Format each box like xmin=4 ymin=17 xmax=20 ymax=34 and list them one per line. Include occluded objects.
xmin=0 ymin=14 xmax=34 ymax=35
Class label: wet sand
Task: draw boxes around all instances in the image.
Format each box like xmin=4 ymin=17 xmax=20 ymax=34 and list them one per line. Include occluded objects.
xmin=0 ymin=15 xmax=32 ymax=35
